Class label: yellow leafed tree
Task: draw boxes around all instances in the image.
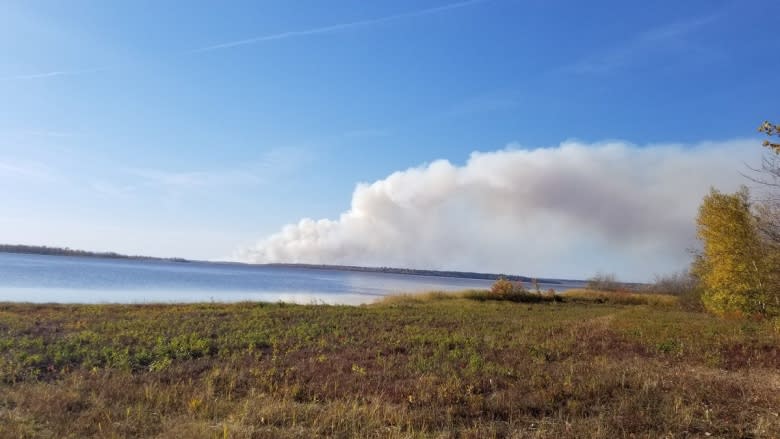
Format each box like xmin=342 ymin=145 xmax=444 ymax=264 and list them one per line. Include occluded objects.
xmin=694 ymin=187 xmax=771 ymax=316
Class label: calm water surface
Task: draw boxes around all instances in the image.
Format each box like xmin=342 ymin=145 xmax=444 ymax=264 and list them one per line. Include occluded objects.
xmin=0 ymin=253 xmax=583 ymax=305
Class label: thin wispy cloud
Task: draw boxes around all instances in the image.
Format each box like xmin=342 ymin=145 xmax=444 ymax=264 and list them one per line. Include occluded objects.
xmin=18 ymin=130 xmax=75 ymax=138
xmin=128 ymin=168 xmax=262 ymax=189
xmin=127 ymin=147 xmax=312 ymax=190
xmin=89 ymin=181 xmax=136 ymax=197
xmin=191 ymin=0 xmax=489 ymax=53
xmin=2 ymin=1 xmax=487 ymax=81
xmin=342 ymin=129 xmax=391 ymax=139
xmin=0 ymin=130 xmax=75 ymax=141
xmin=640 ymin=14 xmax=719 ymax=42
xmin=569 ymin=13 xmax=721 ymax=74
xmin=18 ymin=130 xmax=76 ymax=138
xmin=442 ymin=93 xmax=521 ymax=119
xmin=0 ymin=159 xmax=56 ymax=182
xmin=0 ymin=68 xmax=106 ymax=81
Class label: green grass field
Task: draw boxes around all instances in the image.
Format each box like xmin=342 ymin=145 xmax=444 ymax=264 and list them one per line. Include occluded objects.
xmin=1 ymin=292 xmax=778 ymax=438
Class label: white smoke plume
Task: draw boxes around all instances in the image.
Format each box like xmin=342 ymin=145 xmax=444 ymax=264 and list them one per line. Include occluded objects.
xmin=240 ymin=139 xmax=759 ymax=280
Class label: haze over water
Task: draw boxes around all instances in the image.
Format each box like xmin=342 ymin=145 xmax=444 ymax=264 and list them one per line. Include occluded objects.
xmin=0 ymin=253 xmax=584 ymax=305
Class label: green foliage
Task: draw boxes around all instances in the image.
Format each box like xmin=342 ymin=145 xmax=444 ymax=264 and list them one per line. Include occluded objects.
xmin=694 ymin=187 xmax=774 ymax=316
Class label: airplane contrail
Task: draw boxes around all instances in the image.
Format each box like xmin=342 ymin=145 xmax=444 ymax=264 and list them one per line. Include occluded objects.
xmin=191 ymin=0 xmax=489 ymax=53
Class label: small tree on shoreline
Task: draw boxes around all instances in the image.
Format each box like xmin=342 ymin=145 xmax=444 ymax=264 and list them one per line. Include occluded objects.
xmin=693 ymin=187 xmax=772 ymax=316
xmin=688 ymin=122 xmax=780 ymax=318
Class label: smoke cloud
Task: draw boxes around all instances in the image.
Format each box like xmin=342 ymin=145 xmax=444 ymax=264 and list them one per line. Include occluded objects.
xmin=240 ymin=140 xmax=757 ymax=280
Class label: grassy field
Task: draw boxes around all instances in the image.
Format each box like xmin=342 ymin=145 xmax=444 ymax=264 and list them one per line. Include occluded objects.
xmin=0 ymin=291 xmax=778 ymax=438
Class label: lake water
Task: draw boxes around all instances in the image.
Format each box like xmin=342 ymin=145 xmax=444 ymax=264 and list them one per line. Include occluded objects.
xmin=0 ymin=252 xmax=584 ymax=305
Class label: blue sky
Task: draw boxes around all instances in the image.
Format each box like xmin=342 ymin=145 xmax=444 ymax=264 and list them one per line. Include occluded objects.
xmin=1 ymin=0 xmax=778 ymax=279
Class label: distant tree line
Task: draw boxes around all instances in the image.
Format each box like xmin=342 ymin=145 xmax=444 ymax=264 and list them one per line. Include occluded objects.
xmin=0 ymin=244 xmax=189 ymax=263
xmin=265 ymin=263 xmax=564 ymax=284
xmin=0 ymin=245 xmax=562 ymax=283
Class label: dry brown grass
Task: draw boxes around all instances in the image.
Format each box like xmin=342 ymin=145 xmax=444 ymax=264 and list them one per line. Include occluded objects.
xmin=0 ymin=298 xmax=778 ymax=438
xmin=377 ymin=288 xmax=561 ymax=305
xmin=374 ymin=290 xmax=458 ymax=305
xmin=563 ymin=288 xmax=680 ymax=307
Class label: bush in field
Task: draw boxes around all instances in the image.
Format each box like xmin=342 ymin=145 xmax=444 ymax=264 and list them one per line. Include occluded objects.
xmin=586 ymin=272 xmax=621 ymax=292
xmin=476 ymin=279 xmax=561 ymax=303
xmin=648 ymin=270 xmax=698 ymax=296
xmin=647 ymin=270 xmax=703 ymax=311
xmin=490 ymin=278 xmax=517 ymax=297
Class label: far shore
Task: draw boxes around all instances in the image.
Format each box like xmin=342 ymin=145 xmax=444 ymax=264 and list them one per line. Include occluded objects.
xmin=0 ymin=244 xmax=583 ymax=284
